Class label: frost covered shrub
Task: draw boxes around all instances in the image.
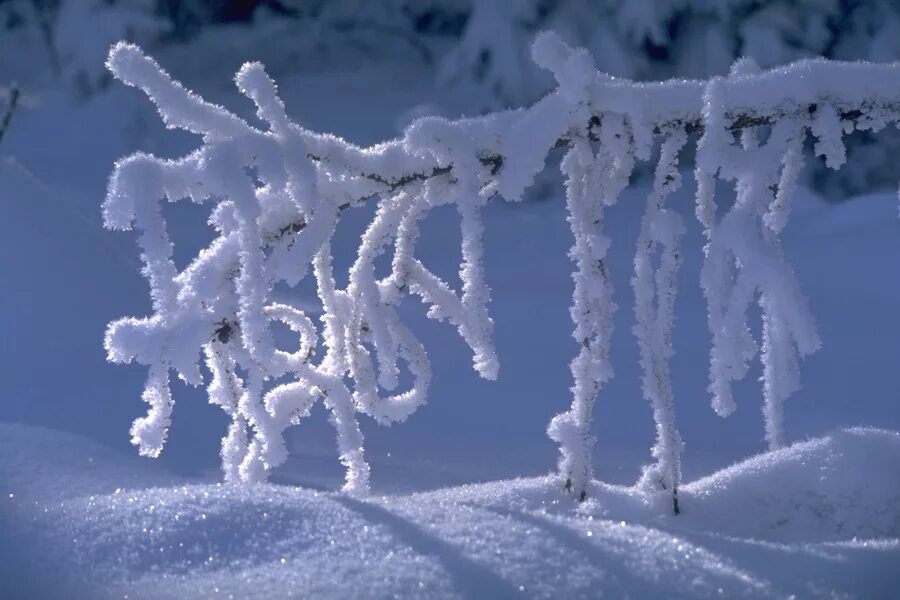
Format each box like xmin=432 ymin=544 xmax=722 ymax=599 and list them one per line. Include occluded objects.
xmin=105 ymin=33 xmax=900 ymax=512
xmin=103 ymin=39 xmax=500 ymax=493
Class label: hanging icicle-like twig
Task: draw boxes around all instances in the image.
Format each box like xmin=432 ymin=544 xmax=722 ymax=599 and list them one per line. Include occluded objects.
xmin=104 ymin=34 xmax=900 ymax=503
xmin=633 ymin=129 xmax=688 ymax=513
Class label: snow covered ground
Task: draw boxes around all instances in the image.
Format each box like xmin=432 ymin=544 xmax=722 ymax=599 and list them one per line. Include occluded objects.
xmin=1 ymin=33 xmax=899 ymax=598
xmin=2 ymin=423 xmax=898 ymax=598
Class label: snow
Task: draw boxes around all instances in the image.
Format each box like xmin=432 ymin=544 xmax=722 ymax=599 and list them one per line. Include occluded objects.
xmin=2 ymin=423 xmax=898 ymax=599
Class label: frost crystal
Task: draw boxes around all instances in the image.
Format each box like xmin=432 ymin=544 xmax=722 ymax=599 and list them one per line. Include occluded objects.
xmin=104 ymin=35 xmax=900 ymax=500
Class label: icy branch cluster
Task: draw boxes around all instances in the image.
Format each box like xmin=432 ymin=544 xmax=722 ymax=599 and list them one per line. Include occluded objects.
xmin=105 ymin=34 xmax=900 ymax=503
xmin=103 ymin=43 xmax=501 ymax=492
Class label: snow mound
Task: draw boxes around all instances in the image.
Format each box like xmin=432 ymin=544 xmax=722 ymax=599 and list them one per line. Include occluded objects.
xmin=681 ymin=427 xmax=900 ymax=541
xmin=5 ymin=426 xmax=896 ymax=599
xmin=38 ymin=482 xmax=769 ymax=599
xmin=0 ymin=422 xmax=183 ymax=502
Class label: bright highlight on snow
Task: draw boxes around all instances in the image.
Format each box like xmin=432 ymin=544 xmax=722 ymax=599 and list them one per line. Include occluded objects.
xmin=103 ymin=32 xmax=900 ymax=510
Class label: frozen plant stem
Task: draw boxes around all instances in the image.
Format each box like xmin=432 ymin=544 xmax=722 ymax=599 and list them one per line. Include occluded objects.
xmin=103 ymin=33 xmax=899 ymax=507
xmin=696 ymin=73 xmax=821 ymax=455
xmin=633 ymin=130 xmax=688 ymax=514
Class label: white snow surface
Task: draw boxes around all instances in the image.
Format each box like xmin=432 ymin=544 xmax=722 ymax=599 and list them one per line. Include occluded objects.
xmin=2 ymin=423 xmax=898 ymax=599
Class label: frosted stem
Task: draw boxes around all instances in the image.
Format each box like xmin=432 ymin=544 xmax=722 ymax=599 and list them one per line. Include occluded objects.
xmin=633 ymin=130 xmax=687 ymax=513
xmin=548 ymin=136 xmax=624 ymax=500
xmin=103 ymin=36 xmax=893 ymax=505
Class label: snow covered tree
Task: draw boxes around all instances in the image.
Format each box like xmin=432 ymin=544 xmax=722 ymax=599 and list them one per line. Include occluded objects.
xmin=104 ymin=33 xmax=900 ymax=513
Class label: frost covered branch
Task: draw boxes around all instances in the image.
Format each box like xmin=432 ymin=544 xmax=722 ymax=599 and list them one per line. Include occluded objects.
xmin=305 ymin=62 xmax=900 ymax=211
xmin=103 ymin=33 xmax=900 ymax=506
xmin=103 ymin=40 xmax=502 ymax=493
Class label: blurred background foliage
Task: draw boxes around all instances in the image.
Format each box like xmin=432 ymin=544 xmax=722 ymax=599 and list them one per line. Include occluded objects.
xmin=3 ymin=0 xmax=900 ymax=198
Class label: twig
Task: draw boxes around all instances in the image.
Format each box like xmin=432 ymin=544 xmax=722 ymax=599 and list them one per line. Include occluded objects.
xmin=306 ymin=103 xmax=892 ymax=215
xmin=0 ymin=83 xmax=20 ymax=147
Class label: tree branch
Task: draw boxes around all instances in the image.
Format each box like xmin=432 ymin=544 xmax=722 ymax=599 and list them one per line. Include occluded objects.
xmin=302 ymin=101 xmax=895 ymax=223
